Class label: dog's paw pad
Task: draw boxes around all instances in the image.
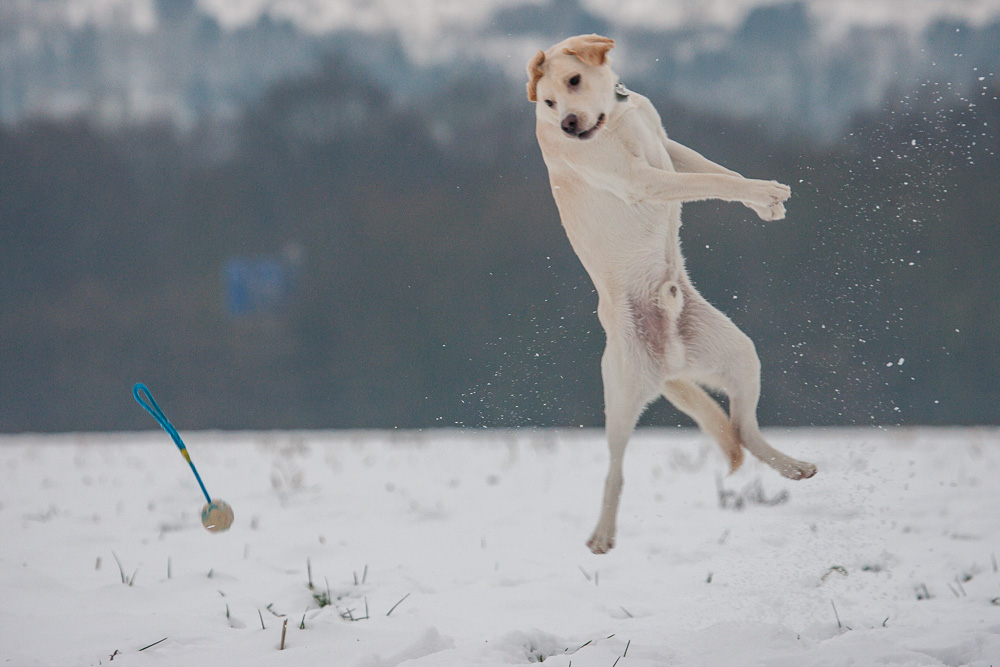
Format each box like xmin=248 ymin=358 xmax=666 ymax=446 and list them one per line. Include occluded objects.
xmin=781 ymin=461 xmax=817 ymax=480
xmin=766 ymin=202 xmax=786 ymax=220
xmin=750 ymin=181 xmax=791 ymax=215
xmin=747 ymin=201 xmax=785 ymax=221
xmin=769 ymin=181 xmax=792 ymax=201
xmin=587 ymin=533 xmax=615 ymax=555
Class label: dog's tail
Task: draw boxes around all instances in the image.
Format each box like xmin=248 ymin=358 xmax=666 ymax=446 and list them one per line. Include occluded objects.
xmin=663 ymin=379 xmax=744 ymax=473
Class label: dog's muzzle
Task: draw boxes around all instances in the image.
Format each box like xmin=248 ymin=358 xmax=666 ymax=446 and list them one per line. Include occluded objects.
xmin=561 ymin=113 xmax=606 ymax=140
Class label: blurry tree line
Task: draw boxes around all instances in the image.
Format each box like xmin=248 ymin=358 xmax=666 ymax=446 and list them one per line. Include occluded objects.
xmin=1 ymin=55 xmax=997 ymax=432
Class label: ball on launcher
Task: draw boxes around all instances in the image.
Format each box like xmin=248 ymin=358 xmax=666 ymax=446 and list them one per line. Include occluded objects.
xmin=201 ymin=500 xmax=234 ymax=532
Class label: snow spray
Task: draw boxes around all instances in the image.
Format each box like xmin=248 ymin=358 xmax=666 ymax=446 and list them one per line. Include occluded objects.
xmin=132 ymin=383 xmax=234 ymax=532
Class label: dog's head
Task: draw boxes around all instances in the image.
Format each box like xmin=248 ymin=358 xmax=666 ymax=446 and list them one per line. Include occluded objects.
xmin=527 ymin=34 xmax=618 ymax=141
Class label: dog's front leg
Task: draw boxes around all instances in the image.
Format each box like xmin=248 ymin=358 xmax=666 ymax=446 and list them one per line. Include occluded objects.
xmin=664 ymin=139 xmax=742 ymax=178
xmin=588 ymin=341 xmax=651 ymax=554
xmin=663 ymin=141 xmax=787 ymax=221
xmin=634 ymin=169 xmax=790 ymax=219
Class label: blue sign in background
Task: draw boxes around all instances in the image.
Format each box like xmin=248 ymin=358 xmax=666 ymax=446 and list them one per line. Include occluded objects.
xmin=224 ymin=258 xmax=292 ymax=316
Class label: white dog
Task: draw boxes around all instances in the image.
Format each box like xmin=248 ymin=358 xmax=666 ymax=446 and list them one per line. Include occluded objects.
xmin=527 ymin=35 xmax=817 ymax=554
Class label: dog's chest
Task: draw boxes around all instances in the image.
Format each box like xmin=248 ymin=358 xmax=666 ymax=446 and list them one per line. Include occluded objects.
xmin=548 ymin=174 xmax=683 ymax=294
xmin=547 ymin=139 xmax=679 ymax=245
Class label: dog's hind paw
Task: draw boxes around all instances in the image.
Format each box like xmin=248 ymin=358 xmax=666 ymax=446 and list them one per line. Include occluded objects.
xmin=587 ymin=530 xmax=616 ymax=555
xmin=780 ymin=459 xmax=817 ymax=480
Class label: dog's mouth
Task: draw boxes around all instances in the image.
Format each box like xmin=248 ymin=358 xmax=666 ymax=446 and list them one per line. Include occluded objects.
xmin=576 ymin=113 xmax=606 ymax=140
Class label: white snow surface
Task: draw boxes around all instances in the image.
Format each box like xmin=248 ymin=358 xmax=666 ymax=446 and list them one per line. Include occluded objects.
xmin=2 ymin=427 xmax=999 ymax=666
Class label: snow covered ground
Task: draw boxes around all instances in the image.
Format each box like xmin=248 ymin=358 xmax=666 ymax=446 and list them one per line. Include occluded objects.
xmin=2 ymin=427 xmax=999 ymax=666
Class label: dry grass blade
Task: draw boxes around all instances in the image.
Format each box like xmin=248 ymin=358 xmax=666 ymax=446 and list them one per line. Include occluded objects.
xmin=138 ymin=637 xmax=167 ymax=652
xmin=386 ymin=593 xmax=410 ymax=617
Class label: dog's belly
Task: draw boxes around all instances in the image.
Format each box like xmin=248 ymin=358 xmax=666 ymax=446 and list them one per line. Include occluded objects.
xmin=626 ymin=282 xmax=687 ymax=371
xmin=556 ymin=192 xmax=682 ymax=278
xmin=629 ymin=296 xmax=668 ymax=354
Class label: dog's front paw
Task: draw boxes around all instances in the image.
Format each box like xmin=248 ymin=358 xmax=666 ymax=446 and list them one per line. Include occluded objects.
xmin=746 ymin=180 xmax=791 ymax=220
xmin=587 ymin=527 xmax=616 ymax=554
xmin=747 ymin=201 xmax=786 ymax=221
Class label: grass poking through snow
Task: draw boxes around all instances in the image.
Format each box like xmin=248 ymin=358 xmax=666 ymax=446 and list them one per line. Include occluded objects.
xmin=137 ymin=637 xmax=167 ymax=652
xmin=111 ymin=552 xmax=137 ymax=586
xmin=386 ymin=593 xmax=410 ymax=617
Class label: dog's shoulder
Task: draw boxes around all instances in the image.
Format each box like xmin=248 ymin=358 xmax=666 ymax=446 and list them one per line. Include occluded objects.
xmin=608 ymin=91 xmax=674 ymax=172
xmin=616 ymin=91 xmax=669 ymax=143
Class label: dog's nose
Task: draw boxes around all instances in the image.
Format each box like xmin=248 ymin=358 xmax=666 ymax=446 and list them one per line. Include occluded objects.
xmin=561 ymin=114 xmax=579 ymax=136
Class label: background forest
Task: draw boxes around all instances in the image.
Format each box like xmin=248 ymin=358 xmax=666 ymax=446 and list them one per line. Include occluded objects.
xmin=1 ymin=0 xmax=997 ymax=432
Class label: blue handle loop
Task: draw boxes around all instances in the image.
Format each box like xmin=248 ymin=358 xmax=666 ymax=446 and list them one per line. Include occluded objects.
xmin=133 ymin=383 xmax=213 ymax=504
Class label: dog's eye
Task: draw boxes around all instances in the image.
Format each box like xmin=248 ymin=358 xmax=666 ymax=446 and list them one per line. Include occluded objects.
xmin=545 ymin=99 xmax=554 ymax=108
xmin=569 ymin=74 xmax=581 ymax=87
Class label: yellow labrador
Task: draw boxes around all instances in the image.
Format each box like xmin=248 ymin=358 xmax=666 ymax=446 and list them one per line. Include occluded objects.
xmin=527 ymin=35 xmax=817 ymax=554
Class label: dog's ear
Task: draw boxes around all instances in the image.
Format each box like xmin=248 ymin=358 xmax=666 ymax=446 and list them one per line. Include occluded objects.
xmin=563 ymin=34 xmax=615 ymax=67
xmin=526 ymin=50 xmax=546 ymax=102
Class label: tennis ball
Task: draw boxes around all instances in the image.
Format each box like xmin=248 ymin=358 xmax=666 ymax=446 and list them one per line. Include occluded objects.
xmin=201 ymin=500 xmax=234 ymax=532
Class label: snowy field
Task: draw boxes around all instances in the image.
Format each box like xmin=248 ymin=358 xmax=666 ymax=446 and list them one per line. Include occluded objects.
xmin=2 ymin=427 xmax=999 ymax=666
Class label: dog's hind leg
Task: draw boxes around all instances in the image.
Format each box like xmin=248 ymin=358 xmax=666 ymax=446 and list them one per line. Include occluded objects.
xmin=685 ymin=302 xmax=816 ymax=480
xmin=662 ymin=379 xmax=743 ymax=473
xmin=587 ymin=340 xmax=655 ymax=555
xmin=721 ymin=332 xmax=816 ymax=480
